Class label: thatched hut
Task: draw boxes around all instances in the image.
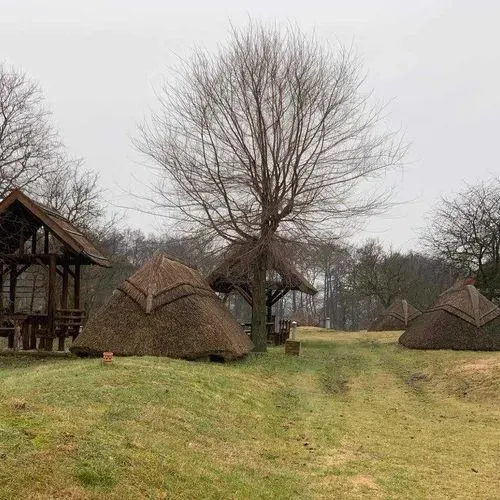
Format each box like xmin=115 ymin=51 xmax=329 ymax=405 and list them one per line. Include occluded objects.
xmin=368 ymin=299 xmax=421 ymax=331
xmin=399 ymin=284 xmax=500 ymax=350
xmin=71 ymin=253 xmax=253 ymax=360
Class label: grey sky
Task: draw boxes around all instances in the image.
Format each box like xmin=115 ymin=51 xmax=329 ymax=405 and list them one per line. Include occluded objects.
xmin=1 ymin=0 xmax=499 ymax=250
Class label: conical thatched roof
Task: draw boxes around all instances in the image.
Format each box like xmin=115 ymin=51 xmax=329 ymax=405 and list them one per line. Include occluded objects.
xmin=399 ymin=285 xmax=500 ymax=350
xmin=206 ymin=240 xmax=317 ymax=296
xmin=368 ymin=299 xmax=421 ymax=331
xmin=71 ymin=253 xmax=253 ymax=360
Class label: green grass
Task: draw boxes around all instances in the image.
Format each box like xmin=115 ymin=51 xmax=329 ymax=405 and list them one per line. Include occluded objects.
xmin=0 ymin=328 xmax=499 ymax=499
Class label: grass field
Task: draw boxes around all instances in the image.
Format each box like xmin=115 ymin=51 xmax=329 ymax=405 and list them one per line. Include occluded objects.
xmin=1 ymin=328 xmax=499 ymax=499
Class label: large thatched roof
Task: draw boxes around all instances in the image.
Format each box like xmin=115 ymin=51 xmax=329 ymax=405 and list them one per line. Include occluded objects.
xmin=206 ymin=240 xmax=317 ymax=297
xmin=368 ymin=299 xmax=421 ymax=331
xmin=71 ymin=253 xmax=253 ymax=360
xmin=399 ymin=285 xmax=500 ymax=350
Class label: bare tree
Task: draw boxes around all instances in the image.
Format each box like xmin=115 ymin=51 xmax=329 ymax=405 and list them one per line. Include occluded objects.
xmin=353 ymin=239 xmax=457 ymax=310
xmin=425 ymin=180 xmax=500 ymax=300
xmin=137 ymin=23 xmax=405 ymax=350
xmin=38 ymin=157 xmax=105 ymax=230
xmin=0 ymin=65 xmax=59 ymax=197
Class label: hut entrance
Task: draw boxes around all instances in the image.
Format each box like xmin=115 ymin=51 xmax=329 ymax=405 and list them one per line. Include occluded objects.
xmin=206 ymin=241 xmax=317 ymax=345
xmin=0 ymin=189 xmax=110 ymax=351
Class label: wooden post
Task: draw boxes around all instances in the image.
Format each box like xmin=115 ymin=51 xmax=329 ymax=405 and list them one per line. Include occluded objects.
xmin=9 ymin=262 xmax=16 ymax=314
xmin=19 ymin=228 xmax=25 ymax=254
xmin=0 ymin=261 xmax=3 ymax=311
xmin=73 ymin=261 xmax=81 ymax=340
xmin=44 ymin=228 xmax=49 ymax=254
xmin=31 ymin=230 xmax=37 ymax=254
xmin=74 ymin=262 xmax=81 ymax=309
xmin=266 ymin=290 xmax=273 ymax=323
xmin=30 ymin=324 xmax=37 ymax=349
xmin=22 ymin=322 xmax=30 ymax=350
xmin=58 ymin=260 xmax=69 ymax=351
xmin=7 ymin=262 xmax=17 ymax=348
xmin=46 ymin=254 xmax=57 ymax=351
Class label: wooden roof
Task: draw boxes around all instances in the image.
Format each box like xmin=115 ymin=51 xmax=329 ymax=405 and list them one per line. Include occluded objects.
xmin=206 ymin=241 xmax=317 ymax=296
xmin=0 ymin=189 xmax=110 ymax=267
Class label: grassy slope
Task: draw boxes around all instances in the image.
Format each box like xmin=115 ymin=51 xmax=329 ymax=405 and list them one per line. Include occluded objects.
xmin=0 ymin=329 xmax=499 ymax=499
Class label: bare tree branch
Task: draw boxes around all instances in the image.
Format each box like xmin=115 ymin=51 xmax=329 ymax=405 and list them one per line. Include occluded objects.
xmin=0 ymin=65 xmax=60 ymax=197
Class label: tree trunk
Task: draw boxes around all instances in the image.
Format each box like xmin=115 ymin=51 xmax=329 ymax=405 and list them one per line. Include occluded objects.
xmin=251 ymin=255 xmax=268 ymax=352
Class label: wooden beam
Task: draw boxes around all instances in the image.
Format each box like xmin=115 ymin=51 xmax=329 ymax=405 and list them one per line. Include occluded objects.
xmin=34 ymin=258 xmax=76 ymax=279
xmin=0 ymin=254 xmax=79 ymax=267
xmin=234 ymin=284 xmax=253 ymax=306
xmin=73 ymin=262 xmax=81 ymax=341
xmin=22 ymin=322 xmax=30 ymax=350
xmin=30 ymin=325 xmax=37 ymax=349
xmin=7 ymin=262 xmax=17 ymax=348
xmin=15 ymin=263 xmax=31 ymax=278
xmin=0 ymin=262 xmax=3 ymax=311
xmin=74 ymin=262 xmax=81 ymax=310
xmin=59 ymin=260 xmax=69 ymax=351
xmin=44 ymin=227 xmax=49 ymax=254
xmin=46 ymin=253 xmax=57 ymax=351
xmin=31 ymin=230 xmax=37 ymax=254
xmin=9 ymin=262 xmax=16 ymax=314
xmin=266 ymin=290 xmax=273 ymax=322
xmin=19 ymin=228 xmax=25 ymax=254
xmin=269 ymin=288 xmax=289 ymax=306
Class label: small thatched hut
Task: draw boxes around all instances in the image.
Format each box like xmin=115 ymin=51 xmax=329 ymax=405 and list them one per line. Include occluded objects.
xmin=71 ymin=253 xmax=253 ymax=360
xmin=399 ymin=285 xmax=500 ymax=350
xmin=368 ymin=299 xmax=421 ymax=331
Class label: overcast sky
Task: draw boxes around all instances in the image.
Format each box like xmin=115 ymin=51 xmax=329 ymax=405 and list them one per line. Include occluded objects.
xmin=1 ymin=0 xmax=499 ymax=250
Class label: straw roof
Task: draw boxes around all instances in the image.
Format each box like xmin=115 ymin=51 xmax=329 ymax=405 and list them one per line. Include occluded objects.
xmin=368 ymin=299 xmax=421 ymax=331
xmin=0 ymin=189 xmax=110 ymax=267
xmin=206 ymin=240 xmax=317 ymax=296
xmin=399 ymin=285 xmax=500 ymax=350
xmin=71 ymin=253 xmax=253 ymax=359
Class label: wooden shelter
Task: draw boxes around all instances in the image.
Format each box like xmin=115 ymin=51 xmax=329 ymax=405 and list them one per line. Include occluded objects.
xmin=206 ymin=241 xmax=317 ymax=338
xmin=0 ymin=189 xmax=110 ymax=351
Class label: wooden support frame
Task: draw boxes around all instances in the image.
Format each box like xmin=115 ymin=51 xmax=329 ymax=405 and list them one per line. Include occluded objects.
xmin=43 ymin=227 xmax=49 ymax=254
xmin=19 ymin=228 xmax=26 ymax=254
xmin=8 ymin=262 xmax=16 ymax=314
xmin=266 ymin=288 xmax=289 ymax=322
xmin=73 ymin=262 xmax=81 ymax=340
xmin=15 ymin=263 xmax=31 ymax=278
xmin=31 ymin=230 xmax=37 ymax=254
xmin=0 ymin=262 xmax=3 ymax=311
xmin=7 ymin=262 xmax=17 ymax=348
xmin=234 ymin=284 xmax=253 ymax=306
xmin=58 ymin=259 xmax=69 ymax=351
xmin=45 ymin=253 xmax=57 ymax=351
xmin=0 ymin=189 xmax=110 ymax=352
